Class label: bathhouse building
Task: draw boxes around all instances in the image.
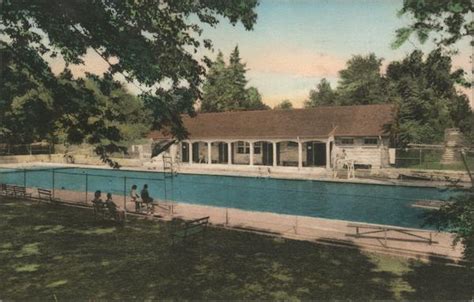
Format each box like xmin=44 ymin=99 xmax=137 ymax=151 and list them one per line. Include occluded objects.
xmin=149 ymin=104 xmax=396 ymax=171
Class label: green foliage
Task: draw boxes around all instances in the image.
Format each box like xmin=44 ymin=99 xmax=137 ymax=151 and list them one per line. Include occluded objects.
xmin=337 ymin=54 xmax=390 ymax=106
xmin=274 ymin=100 xmax=293 ymax=110
xmin=424 ymin=192 xmax=474 ymax=264
xmin=394 ymin=0 xmax=473 ymax=47
xmin=386 ymin=49 xmax=471 ymax=145
xmin=0 ymin=45 xmax=152 ymax=166
xmin=304 ymin=78 xmax=337 ymax=108
xmin=0 ymin=0 xmax=258 ymax=161
xmin=201 ymin=47 xmax=268 ymax=112
xmin=305 ymin=50 xmax=472 ymax=146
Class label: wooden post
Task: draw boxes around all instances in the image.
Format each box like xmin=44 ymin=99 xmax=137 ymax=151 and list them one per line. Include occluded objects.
xmin=85 ymin=174 xmax=88 ymax=204
xmin=225 ymin=208 xmax=229 ymax=226
xmin=461 ymin=150 xmax=474 ymax=189
xmin=123 ymin=176 xmax=127 ymax=213
xmin=384 ymin=229 xmax=387 ymax=247
xmin=52 ymin=169 xmax=55 ymax=199
xmin=23 ymin=169 xmax=26 ymax=187
xmin=295 ymin=216 xmax=298 ymax=234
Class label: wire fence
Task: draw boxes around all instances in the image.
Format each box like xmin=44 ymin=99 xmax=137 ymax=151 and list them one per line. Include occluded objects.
xmin=393 ymin=148 xmax=474 ymax=171
xmin=0 ymin=166 xmax=465 ymax=231
xmin=0 ymin=143 xmax=53 ymax=156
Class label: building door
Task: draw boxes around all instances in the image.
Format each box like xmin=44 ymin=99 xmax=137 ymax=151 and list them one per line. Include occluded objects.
xmin=181 ymin=142 xmax=189 ymax=162
xmin=192 ymin=142 xmax=200 ymax=163
xmin=262 ymin=142 xmax=273 ymax=165
xmin=306 ymin=142 xmax=326 ymax=166
xmin=314 ymin=142 xmax=326 ymax=166
xmin=218 ymin=143 xmax=228 ymax=163
xmin=306 ymin=143 xmax=314 ymax=166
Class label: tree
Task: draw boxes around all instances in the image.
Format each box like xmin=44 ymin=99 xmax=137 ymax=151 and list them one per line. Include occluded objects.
xmin=228 ymin=46 xmax=249 ymax=109
xmin=336 ymin=54 xmax=389 ymax=105
xmin=393 ymin=0 xmax=474 ymax=48
xmin=304 ymin=78 xmax=337 ymax=108
xmin=274 ymin=100 xmax=293 ymax=110
xmin=200 ymin=51 xmax=229 ymax=112
xmin=245 ymin=87 xmax=270 ymax=110
xmin=200 ymin=46 xmax=268 ymax=112
xmin=0 ymin=46 xmax=152 ymax=165
xmin=386 ymin=49 xmax=471 ymax=145
xmin=0 ymin=0 xmax=258 ymax=161
xmin=424 ymin=192 xmax=474 ymax=265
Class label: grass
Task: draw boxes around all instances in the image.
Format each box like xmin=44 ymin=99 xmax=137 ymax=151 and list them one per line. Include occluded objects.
xmin=0 ymin=199 xmax=472 ymax=300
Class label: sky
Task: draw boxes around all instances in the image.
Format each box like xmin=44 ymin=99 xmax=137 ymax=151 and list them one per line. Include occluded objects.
xmin=51 ymin=0 xmax=473 ymax=108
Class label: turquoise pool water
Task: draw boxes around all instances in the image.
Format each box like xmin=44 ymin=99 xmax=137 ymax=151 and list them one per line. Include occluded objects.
xmin=0 ymin=167 xmax=461 ymax=228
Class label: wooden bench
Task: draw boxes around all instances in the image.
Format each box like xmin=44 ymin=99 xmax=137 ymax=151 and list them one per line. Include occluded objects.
xmin=37 ymin=188 xmax=60 ymax=203
xmin=1 ymin=184 xmax=16 ymax=197
xmin=92 ymin=200 xmax=107 ymax=219
xmin=12 ymin=186 xmax=32 ymax=199
xmin=92 ymin=200 xmax=125 ymax=225
xmin=171 ymin=216 xmax=210 ymax=245
xmin=347 ymin=223 xmax=436 ymax=247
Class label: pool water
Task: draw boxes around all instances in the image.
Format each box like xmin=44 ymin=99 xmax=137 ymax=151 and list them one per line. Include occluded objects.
xmin=0 ymin=167 xmax=461 ymax=228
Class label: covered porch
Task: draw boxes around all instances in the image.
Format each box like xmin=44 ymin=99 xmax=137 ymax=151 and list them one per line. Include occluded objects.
xmin=177 ymin=138 xmax=332 ymax=170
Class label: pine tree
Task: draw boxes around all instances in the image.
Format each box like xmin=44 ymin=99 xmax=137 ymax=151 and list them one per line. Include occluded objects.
xmin=200 ymin=46 xmax=268 ymax=112
xmin=228 ymin=46 xmax=248 ymax=110
xmin=201 ymin=51 xmax=228 ymax=112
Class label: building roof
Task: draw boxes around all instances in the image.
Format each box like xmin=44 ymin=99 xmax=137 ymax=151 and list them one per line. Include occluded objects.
xmin=149 ymin=104 xmax=396 ymax=140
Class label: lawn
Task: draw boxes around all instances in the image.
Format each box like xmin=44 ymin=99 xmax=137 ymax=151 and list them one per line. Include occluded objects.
xmin=0 ymin=199 xmax=472 ymax=300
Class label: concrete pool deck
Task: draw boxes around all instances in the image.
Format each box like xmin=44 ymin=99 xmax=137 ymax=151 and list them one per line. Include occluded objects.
xmin=19 ymin=186 xmax=463 ymax=262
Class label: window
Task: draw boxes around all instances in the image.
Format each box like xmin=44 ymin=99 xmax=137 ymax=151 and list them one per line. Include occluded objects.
xmin=254 ymin=142 xmax=262 ymax=154
xmin=237 ymin=141 xmax=250 ymax=154
xmin=364 ymin=138 xmax=378 ymax=145
xmin=340 ymin=138 xmax=354 ymax=145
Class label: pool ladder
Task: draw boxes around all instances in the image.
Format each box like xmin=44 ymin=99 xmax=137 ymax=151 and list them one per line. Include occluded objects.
xmin=162 ymin=155 xmax=176 ymax=215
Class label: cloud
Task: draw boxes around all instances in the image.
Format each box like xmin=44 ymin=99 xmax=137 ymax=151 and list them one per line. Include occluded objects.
xmin=246 ymin=48 xmax=346 ymax=78
xmin=49 ymin=50 xmax=110 ymax=77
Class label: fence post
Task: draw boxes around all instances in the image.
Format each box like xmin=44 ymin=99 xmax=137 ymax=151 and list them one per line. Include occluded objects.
xmin=295 ymin=216 xmax=298 ymax=235
xmin=23 ymin=169 xmax=26 ymax=187
xmin=52 ymin=169 xmax=55 ymax=199
xmin=123 ymin=176 xmax=127 ymax=213
xmin=85 ymin=174 xmax=88 ymax=204
xmin=225 ymin=208 xmax=229 ymax=226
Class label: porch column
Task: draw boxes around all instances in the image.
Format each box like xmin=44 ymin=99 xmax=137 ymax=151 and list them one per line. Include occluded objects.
xmin=249 ymin=141 xmax=254 ymax=166
xmin=326 ymin=140 xmax=330 ymax=169
xmin=207 ymin=142 xmax=212 ymax=165
xmin=188 ymin=141 xmax=193 ymax=164
xmin=227 ymin=142 xmax=232 ymax=165
xmin=272 ymin=142 xmax=277 ymax=167
xmin=298 ymin=141 xmax=303 ymax=169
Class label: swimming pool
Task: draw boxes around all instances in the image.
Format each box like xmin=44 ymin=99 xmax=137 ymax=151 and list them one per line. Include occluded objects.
xmin=0 ymin=166 xmax=461 ymax=228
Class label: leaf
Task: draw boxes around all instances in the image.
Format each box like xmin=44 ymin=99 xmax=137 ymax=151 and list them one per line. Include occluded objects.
xmin=391 ymin=27 xmax=414 ymax=49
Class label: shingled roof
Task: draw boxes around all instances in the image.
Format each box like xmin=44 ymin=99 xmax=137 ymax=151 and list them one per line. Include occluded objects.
xmin=149 ymin=104 xmax=396 ymax=140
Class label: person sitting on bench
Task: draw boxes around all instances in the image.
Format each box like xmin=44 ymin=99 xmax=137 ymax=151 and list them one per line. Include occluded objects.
xmin=130 ymin=185 xmax=141 ymax=212
xmin=140 ymin=184 xmax=154 ymax=213
xmin=105 ymin=193 xmax=125 ymax=222
xmin=92 ymin=190 xmax=105 ymax=206
xmin=92 ymin=190 xmax=106 ymax=216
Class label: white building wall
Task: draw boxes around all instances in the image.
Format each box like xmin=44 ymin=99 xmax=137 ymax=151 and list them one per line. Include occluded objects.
xmin=332 ymin=137 xmax=390 ymax=169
